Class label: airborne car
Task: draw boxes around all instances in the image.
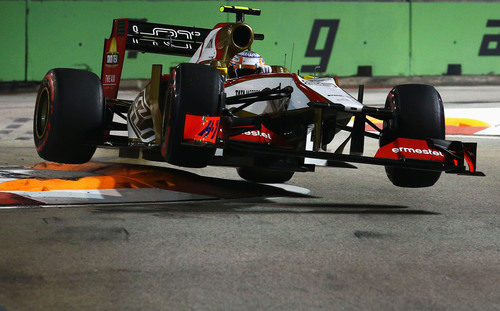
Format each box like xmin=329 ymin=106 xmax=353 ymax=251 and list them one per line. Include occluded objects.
xmin=33 ymin=6 xmax=483 ymax=186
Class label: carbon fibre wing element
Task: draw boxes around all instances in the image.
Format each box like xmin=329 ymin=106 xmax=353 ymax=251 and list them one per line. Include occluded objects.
xmin=126 ymin=20 xmax=211 ymax=56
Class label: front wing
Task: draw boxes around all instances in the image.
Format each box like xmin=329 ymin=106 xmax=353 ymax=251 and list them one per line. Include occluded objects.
xmin=183 ymin=114 xmax=483 ymax=176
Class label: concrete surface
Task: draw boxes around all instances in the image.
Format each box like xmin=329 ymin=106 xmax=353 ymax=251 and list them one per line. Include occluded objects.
xmin=0 ymin=87 xmax=498 ymax=310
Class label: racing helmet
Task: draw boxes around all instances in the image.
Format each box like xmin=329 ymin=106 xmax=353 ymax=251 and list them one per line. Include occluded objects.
xmin=229 ymin=50 xmax=270 ymax=77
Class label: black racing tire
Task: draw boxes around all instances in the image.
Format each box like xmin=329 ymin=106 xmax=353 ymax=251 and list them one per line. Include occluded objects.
xmin=33 ymin=68 xmax=104 ymax=164
xmin=380 ymin=84 xmax=445 ymax=188
xmin=162 ymin=63 xmax=224 ymax=168
xmin=237 ymin=167 xmax=295 ymax=183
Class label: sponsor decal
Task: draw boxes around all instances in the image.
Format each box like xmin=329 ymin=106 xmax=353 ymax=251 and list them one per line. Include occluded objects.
xmin=184 ymin=115 xmax=220 ymax=144
xmin=232 ymin=125 xmax=273 ymax=144
xmin=129 ymin=24 xmax=204 ymax=51
xmin=131 ymin=24 xmax=202 ymax=41
xmin=197 ymin=119 xmax=219 ymax=141
xmin=391 ymin=147 xmax=444 ymax=157
xmin=242 ymin=130 xmax=271 ymax=140
xmin=375 ymin=138 xmax=446 ymax=162
xmin=104 ymin=74 xmax=116 ymax=83
xmin=106 ymin=38 xmax=120 ymax=66
xmin=235 ymin=89 xmax=260 ymax=96
xmin=129 ymin=90 xmax=155 ymax=142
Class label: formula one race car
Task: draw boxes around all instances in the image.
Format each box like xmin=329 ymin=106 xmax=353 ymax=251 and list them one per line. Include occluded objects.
xmin=33 ymin=6 xmax=483 ymax=187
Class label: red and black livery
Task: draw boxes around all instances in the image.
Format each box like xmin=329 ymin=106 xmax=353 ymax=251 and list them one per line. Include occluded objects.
xmin=33 ymin=6 xmax=484 ymax=186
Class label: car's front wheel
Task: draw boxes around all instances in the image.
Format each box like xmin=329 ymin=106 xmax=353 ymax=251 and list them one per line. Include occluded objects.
xmin=380 ymin=84 xmax=445 ymax=187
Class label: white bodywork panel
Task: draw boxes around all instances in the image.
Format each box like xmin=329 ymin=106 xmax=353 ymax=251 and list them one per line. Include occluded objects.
xmin=300 ymin=77 xmax=364 ymax=111
xmin=126 ymin=72 xmax=362 ymax=148
xmin=127 ymin=89 xmax=154 ymax=143
xmin=224 ymin=74 xmax=362 ymax=167
xmin=304 ymin=130 xmax=327 ymax=166
xmin=225 ymin=76 xmax=309 ymax=114
xmin=225 ymin=74 xmax=363 ymax=114
xmin=189 ymin=28 xmax=222 ymax=64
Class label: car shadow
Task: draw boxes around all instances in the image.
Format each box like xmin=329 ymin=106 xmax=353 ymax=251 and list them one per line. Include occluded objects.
xmin=93 ymin=199 xmax=439 ymax=215
xmin=25 ymin=161 xmax=311 ymax=200
xmin=20 ymin=161 xmax=439 ymax=215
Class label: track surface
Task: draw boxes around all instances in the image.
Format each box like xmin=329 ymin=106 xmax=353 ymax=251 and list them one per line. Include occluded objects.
xmin=0 ymin=87 xmax=499 ymax=310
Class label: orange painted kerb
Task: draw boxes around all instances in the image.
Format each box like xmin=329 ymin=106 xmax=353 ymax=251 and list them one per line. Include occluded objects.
xmin=444 ymin=118 xmax=490 ymax=128
xmin=360 ymin=116 xmax=490 ymax=128
xmin=0 ymin=162 xmax=175 ymax=192
xmin=358 ymin=117 xmax=491 ymax=135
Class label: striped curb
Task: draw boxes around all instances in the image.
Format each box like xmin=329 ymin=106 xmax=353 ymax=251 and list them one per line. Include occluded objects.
xmin=0 ymin=162 xmax=306 ymax=207
xmin=351 ymin=107 xmax=500 ymax=136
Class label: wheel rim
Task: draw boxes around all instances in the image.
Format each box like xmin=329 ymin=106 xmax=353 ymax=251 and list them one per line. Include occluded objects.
xmin=35 ymin=87 xmax=50 ymax=139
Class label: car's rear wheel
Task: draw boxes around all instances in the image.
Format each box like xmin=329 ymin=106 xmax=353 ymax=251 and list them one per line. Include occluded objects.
xmin=34 ymin=68 xmax=104 ymax=164
xmin=380 ymin=84 xmax=445 ymax=187
xmin=237 ymin=167 xmax=295 ymax=183
xmin=161 ymin=63 xmax=224 ymax=168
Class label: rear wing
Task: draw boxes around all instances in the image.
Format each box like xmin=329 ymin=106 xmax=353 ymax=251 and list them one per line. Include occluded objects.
xmin=126 ymin=20 xmax=211 ymax=56
xmin=101 ymin=19 xmax=211 ymax=99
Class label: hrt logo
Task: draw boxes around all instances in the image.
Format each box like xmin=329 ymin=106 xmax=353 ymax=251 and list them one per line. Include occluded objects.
xmin=197 ymin=120 xmax=219 ymax=140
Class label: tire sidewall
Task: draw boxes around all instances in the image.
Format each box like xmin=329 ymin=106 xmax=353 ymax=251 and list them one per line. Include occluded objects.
xmin=34 ymin=74 xmax=55 ymax=157
xmin=162 ymin=63 xmax=223 ymax=168
xmin=380 ymin=84 xmax=445 ymax=187
xmin=382 ymin=84 xmax=445 ymax=145
xmin=33 ymin=68 xmax=104 ymax=164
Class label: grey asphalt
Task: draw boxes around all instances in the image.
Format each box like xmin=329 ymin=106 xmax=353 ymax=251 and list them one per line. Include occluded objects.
xmin=0 ymin=88 xmax=498 ymax=310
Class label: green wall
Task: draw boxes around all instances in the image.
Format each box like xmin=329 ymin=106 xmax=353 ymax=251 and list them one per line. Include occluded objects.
xmin=411 ymin=2 xmax=500 ymax=75
xmin=0 ymin=1 xmax=499 ymax=82
xmin=236 ymin=1 xmax=410 ymax=76
xmin=26 ymin=1 xmax=226 ymax=81
xmin=0 ymin=1 xmax=26 ymax=81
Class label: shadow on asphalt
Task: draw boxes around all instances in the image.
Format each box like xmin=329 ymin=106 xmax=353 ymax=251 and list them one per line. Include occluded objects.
xmin=93 ymin=200 xmax=439 ymax=215
xmin=4 ymin=161 xmax=439 ymax=215
xmin=18 ymin=161 xmax=312 ymax=199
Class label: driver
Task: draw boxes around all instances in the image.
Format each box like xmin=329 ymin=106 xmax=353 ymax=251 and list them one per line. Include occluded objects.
xmin=229 ymin=50 xmax=272 ymax=78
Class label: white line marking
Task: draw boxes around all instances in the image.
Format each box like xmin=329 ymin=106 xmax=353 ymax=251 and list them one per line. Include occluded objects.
xmin=2 ymin=188 xmax=215 ymax=205
xmin=0 ymin=205 xmax=42 ymax=210
xmin=263 ymin=184 xmax=311 ymax=195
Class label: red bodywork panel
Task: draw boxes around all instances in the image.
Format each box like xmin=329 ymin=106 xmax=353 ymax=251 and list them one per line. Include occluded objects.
xmin=231 ymin=125 xmax=273 ymax=144
xmin=375 ymin=138 xmax=446 ymax=162
xmin=183 ymin=115 xmax=220 ymax=144
xmin=183 ymin=114 xmax=291 ymax=147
